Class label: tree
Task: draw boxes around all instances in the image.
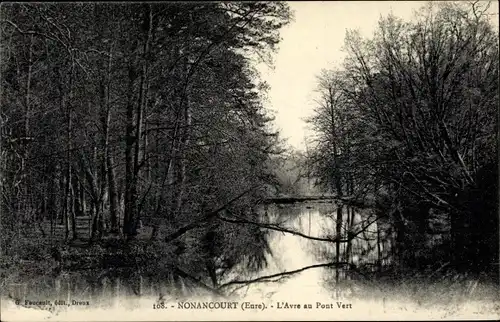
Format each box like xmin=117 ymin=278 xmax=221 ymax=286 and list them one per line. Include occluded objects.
xmin=1 ymin=1 xmax=292 ymax=290
xmin=306 ymin=1 xmax=498 ymax=276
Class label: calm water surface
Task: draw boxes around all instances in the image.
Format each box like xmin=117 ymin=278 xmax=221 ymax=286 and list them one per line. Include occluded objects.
xmin=3 ymin=202 xmax=498 ymax=320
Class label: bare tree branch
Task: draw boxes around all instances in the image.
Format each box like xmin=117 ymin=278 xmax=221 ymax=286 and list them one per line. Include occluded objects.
xmin=164 ymin=185 xmax=260 ymax=243
xmin=218 ymin=261 xmax=349 ymax=290
xmin=217 ymin=212 xmax=348 ymax=243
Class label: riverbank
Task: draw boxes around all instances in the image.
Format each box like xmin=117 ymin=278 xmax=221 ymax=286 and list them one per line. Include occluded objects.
xmin=2 ymin=202 xmax=499 ymax=321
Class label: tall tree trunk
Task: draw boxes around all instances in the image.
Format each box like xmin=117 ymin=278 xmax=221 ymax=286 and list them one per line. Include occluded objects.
xmin=376 ymin=221 xmax=382 ymax=272
xmin=124 ymin=63 xmax=136 ymax=238
xmin=107 ymin=152 xmax=119 ymax=233
xmin=124 ymin=5 xmax=153 ymax=239
xmin=174 ymin=12 xmax=194 ymax=220
xmin=80 ymin=180 xmax=86 ymax=215
xmin=344 ymin=173 xmax=355 ymax=265
xmin=174 ymin=94 xmax=191 ymax=219
xmin=70 ymin=175 xmax=79 ymax=240
xmin=49 ymin=163 xmax=61 ymax=243
xmin=335 ymin=205 xmax=343 ymax=284
xmin=60 ymin=61 xmax=74 ymax=242
xmin=21 ymin=34 xmax=34 ymax=225
xmin=91 ymin=201 xmax=102 ymax=240
xmin=104 ymin=45 xmax=120 ymax=234
xmin=345 ymin=206 xmax=354 ymax=264
xmin=150 ymin=142 xmax=176 ymax=241
xmin=395 ymin=209 xmax=407 ymax=269
xmin=69 ymin=175 xmax=76 ymax=240
xmin=133 ymin=4 xmax=153 ymax=229
xmin=329 ymin=92 xmax=343 ymax=294
xmin=64 ymin=169 xmax=70 ymax=241
xmin=97 ymin=44 xmax=113 ymax=236
xmin=167 ymin=118 xmax=181 ymax=225
xmin=16 ymin=34 xmax=34 ymax=233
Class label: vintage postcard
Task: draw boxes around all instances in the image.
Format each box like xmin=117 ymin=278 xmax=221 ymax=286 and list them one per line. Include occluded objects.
xmin=1 ymin=1 xmax=499 ymax=321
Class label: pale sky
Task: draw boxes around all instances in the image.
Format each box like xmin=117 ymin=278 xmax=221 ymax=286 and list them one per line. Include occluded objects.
xmin=258 ymin=1 xmax=499 ymax=151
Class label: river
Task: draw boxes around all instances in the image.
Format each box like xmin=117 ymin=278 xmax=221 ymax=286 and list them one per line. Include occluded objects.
xmin=220 ymin=202 xmax=339 ymax=300
xmin=2 ymin=202 xmax=498 ymax=320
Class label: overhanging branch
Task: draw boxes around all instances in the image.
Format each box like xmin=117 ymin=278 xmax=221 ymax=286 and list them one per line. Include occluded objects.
xmin=218 ymin=211 xmax=383 ymax=245
xmin=164 ymin=185 xmax=260 ymax=243
xmin=218 ymin=261 xmax=349 ymax=290
xmin=217 ymin=213 xmax=348 ymax=243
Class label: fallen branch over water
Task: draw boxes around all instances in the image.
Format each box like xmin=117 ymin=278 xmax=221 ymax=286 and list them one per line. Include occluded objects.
xmin=218 ymin=261 xmax=349 ymax=290
xmin=164 ymin=185 xmax=260 ymax=243
xmin=217 ymin=212 xmax=385 ymax=244
xmin=217 ymin=213 xmax=348 ymax=243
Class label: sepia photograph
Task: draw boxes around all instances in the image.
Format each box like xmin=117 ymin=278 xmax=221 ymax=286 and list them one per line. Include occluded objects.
xmin=1 ymin=1 xmax=499 ymax=321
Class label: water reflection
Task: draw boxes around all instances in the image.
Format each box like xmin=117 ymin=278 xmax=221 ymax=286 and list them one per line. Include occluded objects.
xmin=4 ymin=202 xmax=498 ymax=320
xmin=4 ymin=202 xmax=343 ymax=309
xmin=219 ymin=202 xmax=342 ymax=301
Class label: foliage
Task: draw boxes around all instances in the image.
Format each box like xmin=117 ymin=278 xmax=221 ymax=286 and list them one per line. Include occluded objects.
xmin=0 ymin=2 xmax=291 ymax=288
xmin=305 ymin=1 xmax=498 ymax=276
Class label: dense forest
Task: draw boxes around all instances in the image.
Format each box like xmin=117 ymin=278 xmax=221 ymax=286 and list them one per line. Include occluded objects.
xmin=305 ymin=1 xmax=498 ymax=280
xmin=1 ymin=2 xmax=292 ymax=290
xmin=1 ymin=1 xmax=499 ymax=306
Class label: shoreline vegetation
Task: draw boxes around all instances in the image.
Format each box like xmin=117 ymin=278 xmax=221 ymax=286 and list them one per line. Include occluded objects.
xmin=1 ymin=1 xmax=499 ymax=315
